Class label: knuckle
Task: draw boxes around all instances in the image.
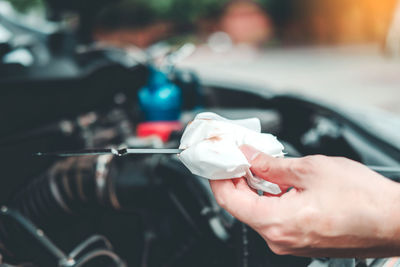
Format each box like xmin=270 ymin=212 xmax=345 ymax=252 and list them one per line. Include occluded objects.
xmin=269 ymin=244 xmax=289 ymax=255
xmin=289 ymin=160 xmax=310 ymax=176
xmin=312 ymin=154 xmax=329 ymax=162
xmin=258 ymin=164 xmax=271 ymax=176
xmin=214 ymin=194 xmax=227 ymax=209
xmin=253 ymin=156 xmax=271 ymax=174
xmin=290 ymin=155 xmax=324 ymax=175
xmin=264 ymin=227 xmax=298 ymax=255
xmin=332 ymin=156 xmax=350 ymax=165
xmin=265 ymin=227 xmax=284 ymax=243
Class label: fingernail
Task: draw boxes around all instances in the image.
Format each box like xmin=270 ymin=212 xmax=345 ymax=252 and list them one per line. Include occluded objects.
xmin=240 ymin=145 xmax=260 ymax=162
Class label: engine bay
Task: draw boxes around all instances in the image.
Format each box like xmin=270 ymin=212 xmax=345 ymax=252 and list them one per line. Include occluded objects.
xmin=1 ymin=1 xmax=400 ymax=265
xmin=1 ymin=68 xmax=399 ymax=267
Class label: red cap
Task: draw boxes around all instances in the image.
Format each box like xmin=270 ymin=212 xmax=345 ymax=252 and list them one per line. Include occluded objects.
xmin=137 ymin=121 xmax=183 ymax=142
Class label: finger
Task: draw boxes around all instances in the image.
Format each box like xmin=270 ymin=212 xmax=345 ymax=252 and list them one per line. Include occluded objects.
xmin=232 ymin=177 xmax=241 ymax=186
xmin=223 ymin=177 xmax=258 ymax=193
xmin=263 ymin=185 xmax=290 ymax=197
xmin=240 ymin=145 xmax=310 ymax=188
xmin=209 ymin=179 xmax=277 ymax=223
xmin=236 ymin=177 xmax=258 ymax=194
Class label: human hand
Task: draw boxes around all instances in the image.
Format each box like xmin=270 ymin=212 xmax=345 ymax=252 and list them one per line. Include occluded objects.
xmin=209 ymin=145 xmax=400 ymax=257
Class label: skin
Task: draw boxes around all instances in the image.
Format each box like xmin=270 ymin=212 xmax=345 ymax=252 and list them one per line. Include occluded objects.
xmin=209 ymin=145 xmax=400 ymax=257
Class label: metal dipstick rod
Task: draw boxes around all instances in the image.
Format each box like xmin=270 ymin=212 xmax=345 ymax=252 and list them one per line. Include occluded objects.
xmin=35 ymin=148 xmax=184 ymax=157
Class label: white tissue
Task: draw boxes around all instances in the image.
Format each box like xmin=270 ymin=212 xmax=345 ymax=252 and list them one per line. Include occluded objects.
xmin=179 ymin=112 xmax=284 ymax=194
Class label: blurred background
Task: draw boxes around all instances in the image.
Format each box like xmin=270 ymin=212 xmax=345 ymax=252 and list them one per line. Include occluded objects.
xmin=2 ymin=0 xmax=400 ymax=113
xmin=1 ymin=2 xmax=400 ymax=266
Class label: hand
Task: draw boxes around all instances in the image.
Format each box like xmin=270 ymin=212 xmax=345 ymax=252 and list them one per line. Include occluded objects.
xmin=209 ymin=145 xmax=400 ymax=257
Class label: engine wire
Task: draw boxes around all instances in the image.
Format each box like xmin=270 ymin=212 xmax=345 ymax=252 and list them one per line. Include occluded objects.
xmin=73 ymin=249 xmax=126 ymax=267
xmin=68 ymin=235 xmax=113 ymax=259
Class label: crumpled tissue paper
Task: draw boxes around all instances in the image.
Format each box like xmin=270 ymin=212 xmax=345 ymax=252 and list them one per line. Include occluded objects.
xmin=179 ymin=112 xmax=284 ymax=194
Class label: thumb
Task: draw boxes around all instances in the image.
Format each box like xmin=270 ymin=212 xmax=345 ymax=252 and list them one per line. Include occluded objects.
xmin=209 ymin=178 xmax=279 ymax=225
xmin=240 ymin=145 xmax=307 ymax=189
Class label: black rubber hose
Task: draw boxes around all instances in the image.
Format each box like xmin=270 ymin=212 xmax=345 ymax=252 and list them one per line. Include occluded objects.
xmin=10 ymin=155 xmax=109 ymax=228
xmin=9 ymin=154 xmax=167 ymax=228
